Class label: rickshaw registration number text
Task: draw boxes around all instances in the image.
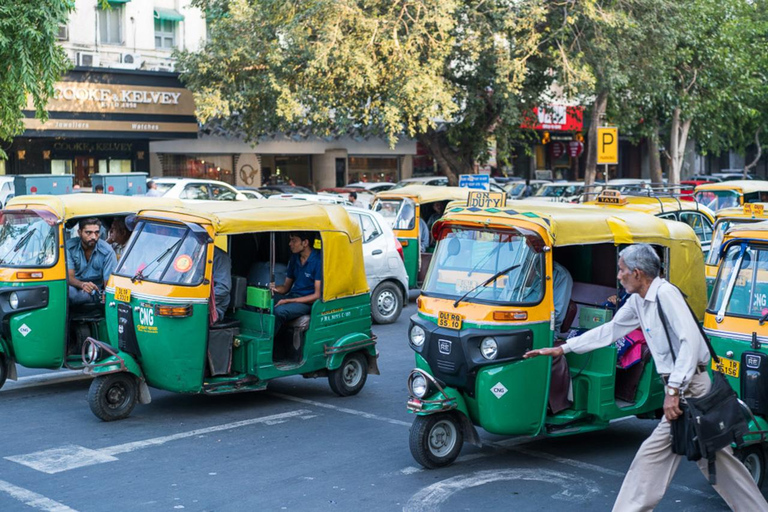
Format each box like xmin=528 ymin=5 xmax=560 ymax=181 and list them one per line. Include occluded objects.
xmin=438 ymin=311 xmax=463 ymax=330
xmin=713 ymin=357 xmax=740 ymax=378
xmin=115 ymin=287 xmax=131 ymax=303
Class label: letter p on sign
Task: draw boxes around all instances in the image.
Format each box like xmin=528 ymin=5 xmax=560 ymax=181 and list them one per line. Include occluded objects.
xmin=597 ymin=127 xmax=618 ymax=164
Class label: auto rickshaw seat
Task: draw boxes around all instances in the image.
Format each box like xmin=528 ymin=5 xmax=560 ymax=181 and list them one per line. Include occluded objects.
xmin=287 ymin=315 xmax=311 ymax=331
xmin=230 ymin=275 xmax=247 ymax=310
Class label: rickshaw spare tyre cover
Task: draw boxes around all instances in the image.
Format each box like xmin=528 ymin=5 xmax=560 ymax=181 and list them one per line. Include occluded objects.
xmin=208 ymin=328 xmax=237 ymax=376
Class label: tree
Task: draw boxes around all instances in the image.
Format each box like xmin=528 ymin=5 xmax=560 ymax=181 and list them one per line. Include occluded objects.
xmin=178 ymin=0 xmax=552 ymax=184
xmin=0 ymin=1 xmax=76 ymax=158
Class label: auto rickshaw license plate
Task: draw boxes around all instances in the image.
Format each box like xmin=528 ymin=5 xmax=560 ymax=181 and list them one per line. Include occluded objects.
xmin=713 ymin=357 xmax=740 ymax=378
xmin=115 ymin=287 xmax=131 ymax=303
xmin=438 ymin=311 xmax=463 ymax=330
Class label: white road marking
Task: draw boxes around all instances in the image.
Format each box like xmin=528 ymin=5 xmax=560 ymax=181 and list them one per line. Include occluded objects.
xmin=271 ymin=392 xmax=412 ymax=427
xmin=0 ymin=479 xmax=78 ymax=512
xmin=404 ymin=468 xmax=601 ymax=511
xmin=1 ymin=371 xmax=91 ymax=392
xmin=6 ymin=409 xmax=311 ymax=474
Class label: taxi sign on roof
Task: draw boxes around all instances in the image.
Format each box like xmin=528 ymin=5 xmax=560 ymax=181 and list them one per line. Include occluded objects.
xmin=467 ymin=190 xmax=507 ymax=209
xmin=744 ymin=203 xmax=765 ymax=216
xmin=596 ymin=189 xmax=627 ymax=205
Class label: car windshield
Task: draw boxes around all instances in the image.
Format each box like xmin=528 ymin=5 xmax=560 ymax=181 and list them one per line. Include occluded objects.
xmin=0 ymin=211 xmax=58 ymax=268
xmin=422 ymin=226 xmax=545 ymax=305
xmin=706 ymin=219 xmax=760 ymax=266
xmin=536 ymin=185 xmax=582 ymax=197
xmin=116 ymin=221 xmax=207 ymax=285
xmin=374 ymin=198 xmax=416 ymax=229
xmin=709 ymin=243 xmax=768 ymax=319
xmin=505 ymin=183 xmax=526 ymax=197
xmin=155 ymin=183 xmax=175 ymax=195
xmin=695 ymin=190 xmax=740 ymax=211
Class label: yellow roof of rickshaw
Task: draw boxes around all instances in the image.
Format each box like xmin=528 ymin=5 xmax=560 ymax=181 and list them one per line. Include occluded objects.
xmin=134 ymin=200 xmax=368 ymax=300
xmin=715 ymin=203 xmax=768 ymax=221
xmin=723 ymin=219 xmax=768 ymax=239
xmin=5 ymin=194 xmax=183 ymax=220
xmin=374 ymin=185 xmax=471 ymax=204
xmin=582 ymin=194 xmax=715 ymax=222
xmin=694 ymin=180 xmax=768 ymax=194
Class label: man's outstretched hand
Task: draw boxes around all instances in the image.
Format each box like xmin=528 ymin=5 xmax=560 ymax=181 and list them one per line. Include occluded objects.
xmin=523 ymin=346 xmax=564 ymax=359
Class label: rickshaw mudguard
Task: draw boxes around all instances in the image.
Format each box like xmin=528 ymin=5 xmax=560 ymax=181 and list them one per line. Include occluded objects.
xmin=86 ymin=350 xmax=152 ymax=404
xmin=325 ymin=332 xmax=378 ymax=374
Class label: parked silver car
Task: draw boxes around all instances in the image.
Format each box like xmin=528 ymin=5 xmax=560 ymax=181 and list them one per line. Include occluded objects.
xmin=345 ymin=206 xmax=409 ymax=324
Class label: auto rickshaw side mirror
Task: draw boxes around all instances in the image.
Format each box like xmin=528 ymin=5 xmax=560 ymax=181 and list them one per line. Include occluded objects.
xmin=447 ymin=237 xmax=461 ymax=256
xmin=184 ymin=222 xmax=213 ymax=244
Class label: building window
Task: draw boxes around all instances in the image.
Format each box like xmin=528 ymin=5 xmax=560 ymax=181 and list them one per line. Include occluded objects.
xmin=98 ymin=6 xmax=123 ymax=45
xmin=155 ymin=19 xmax=176 ymax=49
xmin=159 ymin=154 xmax=234 ymax=184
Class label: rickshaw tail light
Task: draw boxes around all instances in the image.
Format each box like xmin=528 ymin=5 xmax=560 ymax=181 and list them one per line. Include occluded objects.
xmin=155 ymin=305 xmax=193 ymax=317
xmin=493 ymin=311 xmax=527 ymax=321
xmin=400 ymin=240 xmax=409 ymax=247
xmin=417 ymin=297 xmax=423 ymax=309
xmin=16 ymin=272 xmax=43 ymax=279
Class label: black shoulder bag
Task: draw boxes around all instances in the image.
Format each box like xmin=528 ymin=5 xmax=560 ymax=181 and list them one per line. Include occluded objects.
xmin=657 ymin=289 xmax=749 ymax=485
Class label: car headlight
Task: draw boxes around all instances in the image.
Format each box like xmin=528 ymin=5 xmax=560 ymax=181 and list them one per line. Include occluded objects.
xmin=9 ymin=292 xmax=18 ymax=310
xmin=410 ymin=325 xmax=426 ymax=347
xmin=410 ymin=374 xmax=428 ymax=398
xmin=86 ymin=343 xmax=101 ymax=364
xmin=480 ymin=337 xmax=498 ymax=360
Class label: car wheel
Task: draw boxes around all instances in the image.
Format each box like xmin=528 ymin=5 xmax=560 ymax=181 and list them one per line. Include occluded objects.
xmin=409 ymin=413 xmax=464 ymax=469
xmin=737 ymin=445 xmax=766 ymax=488
xmin=371 ymin=282 xmax=403 ymax=324
xmin=328 ymin=352 xmax=368 ymax=397
xmin=88 ymin=373 xmax=138 ymax=422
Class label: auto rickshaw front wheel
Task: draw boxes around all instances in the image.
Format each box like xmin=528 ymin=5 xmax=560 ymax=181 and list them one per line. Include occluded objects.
xmin=0 ymin=354 xmax=9 ymax=390
xmin=88 ymin=373 xmax=138 ymax=421
xmin=736 ymin=445 xmax=766 ymax=488
xmin=328 ymin=352 xmax=368 ymax=397
xmin=409 ymin=412 xmax=464 ymax=469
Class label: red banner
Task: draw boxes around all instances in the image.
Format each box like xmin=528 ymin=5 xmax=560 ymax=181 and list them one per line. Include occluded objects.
xmin=522 ymin=105 xmax=584 ymax=132
xmin=550 ymin=142 xmax=566 ymax=159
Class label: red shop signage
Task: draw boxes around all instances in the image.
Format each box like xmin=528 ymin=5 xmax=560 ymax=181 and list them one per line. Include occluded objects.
xmin=568 ymin=141 xmax=584 ymax=157
xmin=521 ymin=105 xmax=584 ymax=132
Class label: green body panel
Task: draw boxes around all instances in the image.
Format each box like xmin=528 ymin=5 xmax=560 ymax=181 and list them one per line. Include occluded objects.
xmin=89 ymin=351 xmax=144 ymax=379
xmin=105 ymin=291 xmax=209 ymax=393
xmin=413 ymin=353 xmax=472 ymax=419
xmin=400 ymin=237 xmax=419 ymax=288
xmin=325 ymin=331 xmax=378 ymax=371
xmin=4 ymin=280 xmax=67 ymax=369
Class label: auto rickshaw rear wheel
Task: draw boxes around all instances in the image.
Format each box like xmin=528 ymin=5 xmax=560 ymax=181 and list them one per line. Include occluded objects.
xmin=328 ymin=352 xmax=368 ymax=396
xmin=0 ymin=354 xmax=8 ymax=390
xmin=409 ymin=412 xmax=464 ymax=469
xmin=736 ymin=444 xmax=766 ymax=488
xmin=88 ymin=373 xmax=138 ymax=422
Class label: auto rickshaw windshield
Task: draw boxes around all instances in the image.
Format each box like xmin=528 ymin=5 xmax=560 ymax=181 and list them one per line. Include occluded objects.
xmin=706 ymin=219 xmax=761 ymax=266
xmin=696 ymin=190 xmax=740 ymax=211
xmin=0 ymin=211 xmax=58 ymax=268
xmin=116 ymin=220 xmax=207 ymax=285
xmin=374 ymin=198 xmax=415 ymax=230
xmin=422 ymin=226 xmax=545 ymax=305
xmin=709 ymin=243 xmax=768 ymax=318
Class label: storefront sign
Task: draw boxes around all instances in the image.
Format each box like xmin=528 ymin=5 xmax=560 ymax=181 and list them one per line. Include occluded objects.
xmin=24 ymin=119 xmax=198 ymax=134
xmin=550 ymin=142 xmax=565 ymax=159
xmin=568 ymin=141 xmax=584 ymax=157
xmin=521 ymin=105 xmax=584 ymax=132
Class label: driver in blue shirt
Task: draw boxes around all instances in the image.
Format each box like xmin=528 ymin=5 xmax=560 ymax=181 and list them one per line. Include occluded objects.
xmin=269 ymin=232 xmax=322 ymax=334
xmin=67 ymin=218 xmax=117 ymax=305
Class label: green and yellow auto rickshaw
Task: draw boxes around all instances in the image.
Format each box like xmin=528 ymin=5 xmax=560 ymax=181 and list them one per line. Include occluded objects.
xmin=372 ymin=186 xmax=471 ymax=288
xmin=704 ymin=221 xmax=768 ymax=485
xmin=694 ymin=180 xmax=768 ymax=212
xmin=405 ymin=196 xmax=707 ymax=468
xmin=84 ymin=200 xmax=377 ymax=421
xmin=0 ymin=194 xmax=179 ymax=389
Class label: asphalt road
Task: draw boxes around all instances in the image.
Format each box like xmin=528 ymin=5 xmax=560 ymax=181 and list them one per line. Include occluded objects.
xmin=0 ymin=297 xmax=757 ymax=511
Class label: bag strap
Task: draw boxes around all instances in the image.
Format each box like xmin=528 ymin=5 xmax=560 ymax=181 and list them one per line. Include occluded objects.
xmin=656 ymin=299 xmax=677 ymax=362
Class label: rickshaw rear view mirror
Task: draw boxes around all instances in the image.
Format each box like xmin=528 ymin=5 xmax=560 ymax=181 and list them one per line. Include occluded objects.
xmin=184 ymin=222 xmax=213 ymax=244
xmin=447 ymin=237 xmax=461 ymax=256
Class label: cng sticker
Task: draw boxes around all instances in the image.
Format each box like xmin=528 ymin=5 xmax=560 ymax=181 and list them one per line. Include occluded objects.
xmin=139 ymin=307 xmax=154 ymax=326
xmin=173 ymin=254 xmax=193 ymax=273
xmin=491 ymin=382 xmax=508 ymax=399
xmin=17 ymin=324 xmax=31 ymax=337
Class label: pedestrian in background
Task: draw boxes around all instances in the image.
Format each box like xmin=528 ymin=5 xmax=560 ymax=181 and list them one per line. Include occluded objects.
xmin=145 ymin=180 xmax=163 ymax=197
xmin=524 ymin=244 xmax=767 ymax=511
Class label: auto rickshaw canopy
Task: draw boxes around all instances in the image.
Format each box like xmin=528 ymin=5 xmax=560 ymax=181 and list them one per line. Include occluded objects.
xmin=582 ymin=192 xmax=715 ymax=223
xmin=135 ymin=200 xmax=368 ymax=301
xmin=694 ymin=180 xmax=768 ymax=195
xmin=715 ymin=203 xmax=768 ymax=223
xmin=435 ymin=200 xmax=707 ymax=316
xmin=5 ymin=194 xmax=182 ymax=221
xmin=374 ymin=185 xmax=472 ymax=205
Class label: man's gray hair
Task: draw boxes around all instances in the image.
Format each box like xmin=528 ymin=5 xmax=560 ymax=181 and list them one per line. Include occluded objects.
xmin=619 ymin=244 xmax=661 ymax=278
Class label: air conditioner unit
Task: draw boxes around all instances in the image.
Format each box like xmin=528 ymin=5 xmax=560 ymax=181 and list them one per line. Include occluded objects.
xmin=56 ymin=24 xmax=68 ymax=41
xmin=111 ymin=53 xmax=144 ymax=70
xmin=76 ymin=52 xmax=100 ymax=68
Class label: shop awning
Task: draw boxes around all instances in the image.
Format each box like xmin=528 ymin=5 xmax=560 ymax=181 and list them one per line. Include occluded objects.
xmin=107 ymin=0 xmax=131 ymax=4
xmin=154 ymin=7 xmax=184 ymax=21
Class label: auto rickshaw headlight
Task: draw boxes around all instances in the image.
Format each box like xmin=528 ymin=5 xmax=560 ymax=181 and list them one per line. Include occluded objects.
xmin=9 ymin=292 xmax=18 ymax=310
xmin=86 ymin=343 xmax=101 ymax=364
xmin=410 ymin=325 xmax=426 ymax=347
xmin=410 ymin=374 xmax=428 ymax=398
xmin=480 ymin=337 xmax=498 ymax=360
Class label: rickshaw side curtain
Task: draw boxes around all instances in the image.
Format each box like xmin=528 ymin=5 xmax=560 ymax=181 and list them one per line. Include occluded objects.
xmin=320 ymin=231 xmax=369 ymax=300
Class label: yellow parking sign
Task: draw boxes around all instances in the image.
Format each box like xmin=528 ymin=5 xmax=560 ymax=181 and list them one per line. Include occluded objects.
xmin=597 ymin=127 xmax=618 ymax=165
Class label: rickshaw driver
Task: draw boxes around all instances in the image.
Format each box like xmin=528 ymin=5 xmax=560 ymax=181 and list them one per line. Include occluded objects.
xmin=67 ymin=218 xmax=118 ymax=305
xmin=524 ymin=244 xmax=767 ymax=510
xmin=269 ymin=231 xmax=322 ymax=334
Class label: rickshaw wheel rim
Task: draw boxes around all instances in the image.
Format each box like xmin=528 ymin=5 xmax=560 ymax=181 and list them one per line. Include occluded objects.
xmin=377 ymin=289 xmax=397 ymax=316
xmin=106 ymin=382 xmax=127 ymax=409
xmin=744 ymin=452 xmax=762 ymax=482
xmin=343 ymin=359 xmax=363 ymax=387
xmin=428 ymin=419 xmax=457 ymax=457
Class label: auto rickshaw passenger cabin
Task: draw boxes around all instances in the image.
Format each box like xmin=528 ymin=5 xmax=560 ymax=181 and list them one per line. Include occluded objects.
xmin=373 ymin=185 xmax=472 ymax=288
xmin=694 ymin=180 xmax=768 ymax=212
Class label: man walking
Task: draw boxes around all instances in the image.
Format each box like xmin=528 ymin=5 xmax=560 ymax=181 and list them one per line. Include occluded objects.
xmin=524 ymin=244 xmax=767 ymax=511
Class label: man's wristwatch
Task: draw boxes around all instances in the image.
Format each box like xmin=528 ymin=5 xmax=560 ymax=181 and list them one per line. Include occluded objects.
xmin=667 ymin=387 xmax=680 ymax=397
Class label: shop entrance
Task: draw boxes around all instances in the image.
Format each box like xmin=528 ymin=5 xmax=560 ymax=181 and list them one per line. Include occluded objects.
xmin=74 ymin=156 xmax=97 ymax=187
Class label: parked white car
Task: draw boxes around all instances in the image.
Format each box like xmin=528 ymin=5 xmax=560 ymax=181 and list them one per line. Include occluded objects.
xmin=345 ymin=206 xmax=409 ymax=324
xmin=152 ymin=178 xmax=248 ymax=201
xmin=526 ymin=181 xmax=604 ymax=203
xmin=347 ymin=182 xmax=397 ymax=193
xmin=391 ymin=176 xmax=449 ymax=189
xmin=0 ymin=177 xmax=14 ymax=208
xmin=268 ymin=193 xmax=352 ymax=205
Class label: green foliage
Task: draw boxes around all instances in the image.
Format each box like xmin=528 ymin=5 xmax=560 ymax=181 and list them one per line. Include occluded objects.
xmin=0 ymin=0 xmax=76 ymax=157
